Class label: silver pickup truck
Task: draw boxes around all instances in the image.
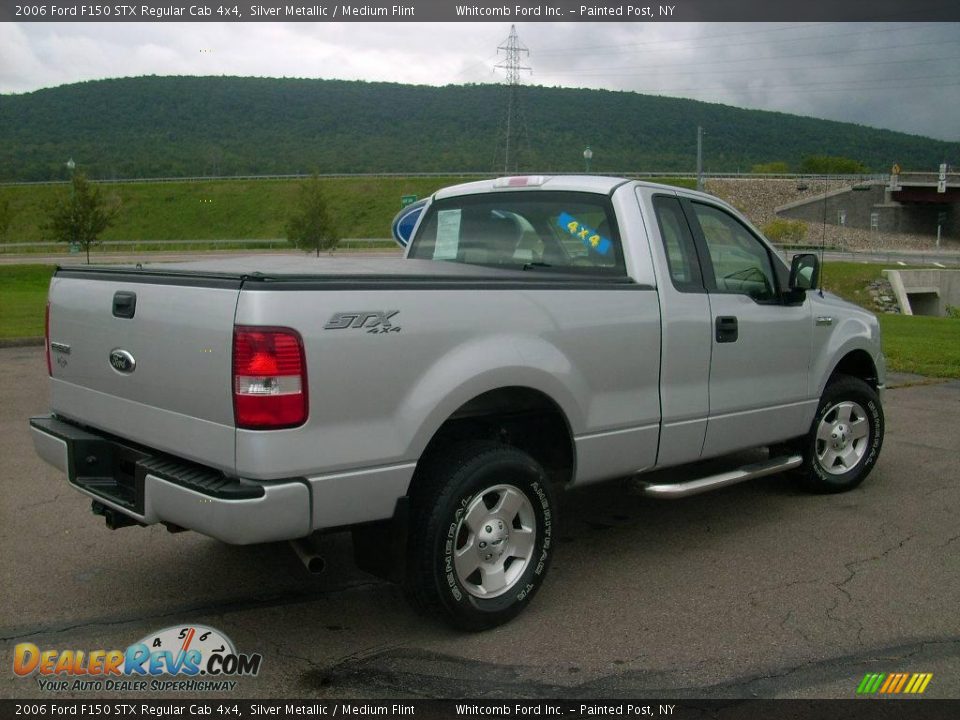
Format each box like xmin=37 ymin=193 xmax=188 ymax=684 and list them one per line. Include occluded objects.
xmin=31 ymin=175 xmax=885 ymax=629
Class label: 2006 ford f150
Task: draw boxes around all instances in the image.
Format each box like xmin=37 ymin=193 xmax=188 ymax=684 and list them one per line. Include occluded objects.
xmin=31 ymin=176 xmax=885 ymax=629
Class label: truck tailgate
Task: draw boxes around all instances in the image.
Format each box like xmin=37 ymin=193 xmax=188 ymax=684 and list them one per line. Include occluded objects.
xmin=47 ymin=268 xmax=241 ymax=474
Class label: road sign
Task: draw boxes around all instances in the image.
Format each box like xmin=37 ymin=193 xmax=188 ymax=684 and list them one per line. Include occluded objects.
xmin=939 ymin=163 xmax=948 ymax=193
xmin=391 ymin=198 xmax=428 ymax=248
xmin=401 ymin=194 xmax=418 ymax=208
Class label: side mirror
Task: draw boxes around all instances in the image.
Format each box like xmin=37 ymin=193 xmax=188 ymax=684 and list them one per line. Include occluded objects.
xmin=789 ymin=253 xmax=819 ymax=291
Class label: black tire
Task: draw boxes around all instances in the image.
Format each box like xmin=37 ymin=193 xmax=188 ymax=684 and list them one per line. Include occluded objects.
xmin=406 ymin=441 xmax=556 ymax=631
xmin=797 ymin=374 xmax=884 ymax=493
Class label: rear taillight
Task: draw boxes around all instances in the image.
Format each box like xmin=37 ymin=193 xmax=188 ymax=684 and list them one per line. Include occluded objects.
xmin=44 ymin=301 xmax=52 ymax=376
xmin=232 ymin=327 xmax=308 ymax=430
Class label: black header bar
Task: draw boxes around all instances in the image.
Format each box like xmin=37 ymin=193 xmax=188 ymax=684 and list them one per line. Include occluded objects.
xmin=3 ymin=0 xmax=960 ymax=22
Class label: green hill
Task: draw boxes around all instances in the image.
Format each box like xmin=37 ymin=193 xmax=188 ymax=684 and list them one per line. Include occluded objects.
xmin=0 ymin=76 xmax=954 ymax=181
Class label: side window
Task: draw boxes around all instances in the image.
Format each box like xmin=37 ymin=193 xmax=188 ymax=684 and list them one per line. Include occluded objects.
xmin=691 ymin=203 xmax=778 ymax=301
xmin=653 ymin=196 xmax=703 ymax=292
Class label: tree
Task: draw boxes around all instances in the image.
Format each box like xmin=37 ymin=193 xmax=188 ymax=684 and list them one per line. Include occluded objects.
xmin=751 ymin=161 xmax=790 ymax=174
xmin=762 ymin=218 xmax=808 ymax=243
xmin=46 ymin=172 xmax=119 ymax=263
xmin=285 ymin=174 xmax=340 ymax=256
xmin=800 ymin=155 xmax=867 ymax=175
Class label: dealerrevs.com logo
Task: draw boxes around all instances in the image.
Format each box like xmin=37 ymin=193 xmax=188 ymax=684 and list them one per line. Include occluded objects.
xmin=13 ymin=625 xmax=262 ymax=693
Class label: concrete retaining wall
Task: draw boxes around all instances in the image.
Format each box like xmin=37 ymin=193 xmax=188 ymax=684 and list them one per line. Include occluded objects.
xmin=883 ymin=269 xmax=960 ymax=316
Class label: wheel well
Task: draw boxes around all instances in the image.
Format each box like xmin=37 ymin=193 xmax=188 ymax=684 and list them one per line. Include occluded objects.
xmin=831 ymin=350 xmax=878 ymax=388
xmin=416 ymin=387 xmax=575 ymax=490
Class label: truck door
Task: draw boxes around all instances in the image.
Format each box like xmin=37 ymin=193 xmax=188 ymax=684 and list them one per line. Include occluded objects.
xmin=646 ymin=193 xmax=713 ymax=468
xmin=682 ymin=199 xmax=814 ymax=458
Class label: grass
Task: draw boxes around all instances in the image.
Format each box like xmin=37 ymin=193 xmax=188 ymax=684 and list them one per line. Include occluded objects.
xmin=819 ymin=261 xmax=893 ymax=314
xmin=878 ymin=315 xmax=960 ymax=378
xmin=0 ymin=265 xmax=54 ymax=339
xmin=0 ymin=177 xmax=484 ymax=243
xmin=0 ymin=175 xmax=696 ymax=246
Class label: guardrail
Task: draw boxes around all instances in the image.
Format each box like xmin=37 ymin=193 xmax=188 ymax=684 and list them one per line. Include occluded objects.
xmin=0 ymin=172 xmax=889 ymax=187
xmin=0 ymin=238 xmax=396 ymax=252
xmin=775 ymin=246 xmax=960 ymax=267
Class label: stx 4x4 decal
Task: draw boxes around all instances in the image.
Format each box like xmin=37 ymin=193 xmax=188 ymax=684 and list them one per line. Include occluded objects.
xmin=324 ymin=311 xmax=401 ymax=334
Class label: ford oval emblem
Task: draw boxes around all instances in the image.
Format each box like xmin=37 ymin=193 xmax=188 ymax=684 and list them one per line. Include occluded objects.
xmin=109 ymin=349 xmax=136 ymax=374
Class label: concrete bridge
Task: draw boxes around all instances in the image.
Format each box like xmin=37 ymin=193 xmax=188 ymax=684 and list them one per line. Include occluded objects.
xmin=776 ymin=169 xmax=959 ymax=241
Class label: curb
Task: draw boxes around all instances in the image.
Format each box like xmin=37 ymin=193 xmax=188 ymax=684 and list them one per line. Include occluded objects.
xmin=0 ymin=337 xmax=44 ymax=348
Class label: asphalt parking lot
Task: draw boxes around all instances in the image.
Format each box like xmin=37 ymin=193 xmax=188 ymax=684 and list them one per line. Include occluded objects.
xmin=1 ymin=345 xmax=957 ymax=700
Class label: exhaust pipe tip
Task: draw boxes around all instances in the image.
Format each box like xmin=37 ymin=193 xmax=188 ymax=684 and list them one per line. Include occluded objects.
xmin=304 ymin=555 xmax=326 ymax=574
xmin=289 ymin=537 xmax=326 ymax=574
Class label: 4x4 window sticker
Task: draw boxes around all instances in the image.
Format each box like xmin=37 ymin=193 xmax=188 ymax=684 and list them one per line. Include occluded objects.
xmin=556 ymin=211 xmax=612 ymax=256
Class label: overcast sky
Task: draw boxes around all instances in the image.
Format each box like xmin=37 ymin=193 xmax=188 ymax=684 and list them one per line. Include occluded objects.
xmin=2 ymin=21 xmax=958 ymax=141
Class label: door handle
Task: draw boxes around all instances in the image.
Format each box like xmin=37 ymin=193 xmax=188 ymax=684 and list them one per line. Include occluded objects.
xmin=715 ymin=316 xmax=738 ymax=343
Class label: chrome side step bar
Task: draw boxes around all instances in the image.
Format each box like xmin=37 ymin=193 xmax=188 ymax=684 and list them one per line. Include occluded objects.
xmin=640 ymin=454 xmax=803 ymax=499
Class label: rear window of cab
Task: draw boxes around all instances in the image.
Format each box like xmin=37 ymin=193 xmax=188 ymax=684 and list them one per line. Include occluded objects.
xmin=408 ymin=191 xmax=626 ymax=276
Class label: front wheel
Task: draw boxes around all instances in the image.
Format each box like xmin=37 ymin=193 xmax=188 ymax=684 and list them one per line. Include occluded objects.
xmin=797 ymin=374 xmax=884 ymax=493
xmin=406 ymin=442 xmax=556 ymax=630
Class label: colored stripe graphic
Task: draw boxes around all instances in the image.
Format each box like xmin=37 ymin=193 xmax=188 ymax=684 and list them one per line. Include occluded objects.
xmin=893 ymin=673 xmax=909 ymax=693
xmin=857 ymin=672 xmax=932 ymax=694
xmin=857 ymin=673 xmax=885 ymax=694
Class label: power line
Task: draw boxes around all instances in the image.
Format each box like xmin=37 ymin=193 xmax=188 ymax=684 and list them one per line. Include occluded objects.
xmin=545 ymin=72 xmax=960 ymax=94
xmin=536 ymin=38 xmax=960 ymax=77
xmin=535 ymin=22 xmax=833 ymax=55
xmin=558 ymin=55 xmax=960 ymax=79
xmin=451 ymin=53 xmax=960 ymax=93
xmin=535 ymin=21 xmax=947 ymax=57
xmin=449 ymin=30 xmax=509 ymax=80
xmin=639 ymin=80 xmax=960 ymax=96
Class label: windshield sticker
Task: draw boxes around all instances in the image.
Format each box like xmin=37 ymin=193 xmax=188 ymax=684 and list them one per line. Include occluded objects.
xmin=558 ymin=212 xmax=612 ymax=255
xmin=434 ymin=209 xmax=462 ymax=260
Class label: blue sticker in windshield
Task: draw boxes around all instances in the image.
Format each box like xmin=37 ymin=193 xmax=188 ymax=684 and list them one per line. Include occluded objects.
xmin=558 ymin=212 xmax=612 ymax=255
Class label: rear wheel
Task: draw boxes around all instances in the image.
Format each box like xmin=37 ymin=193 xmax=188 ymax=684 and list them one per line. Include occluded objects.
xmin=406 ymin=441 xmax=556 ymax=630
xmin=798 ymin=375 xmax=884 ymax=493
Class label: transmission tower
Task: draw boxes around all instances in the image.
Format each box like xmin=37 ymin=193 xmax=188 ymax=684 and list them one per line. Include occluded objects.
xmin=493 ymin=25 xmax=532 ymax=174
